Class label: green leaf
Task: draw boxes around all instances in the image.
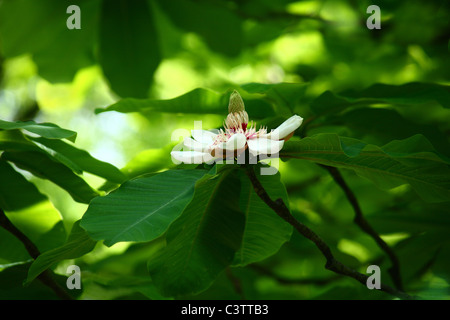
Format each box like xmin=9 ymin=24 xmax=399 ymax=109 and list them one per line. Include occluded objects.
xmin=0 ymin=160 xmax=47 ymax=211
xmin=1 ymin=151 xmax=99 ymax=204
xmin=156 ymin=0 xmax=243 ymax=57
xmin=0 ymin=119 xmax=77 ymax=142
xmin=148 ymin=168 xmax=246 ymax=297
xmin=241 ymin=82 xmax=308 ymax=114
xmin=281 ymin=133 xmax=450 ymax=203
xmin=25 ymin=221 xmax=97 ymax=285
xmin=29 ymin=137 xmax=127 ymax=184
xmin=318 ymin=108 xmax=450 ymax=157
xmin=311 ymin=82 xmax=450 ymax=116
xmin=99 ymin=0 xmax=160 ymax=98
xmin=96 ymin=88 xmax=274 ymax=118
xmin=232 ymin=167 xmax=293 ymax=266
xmin=80 ymin=169 xmax=207 ymax=246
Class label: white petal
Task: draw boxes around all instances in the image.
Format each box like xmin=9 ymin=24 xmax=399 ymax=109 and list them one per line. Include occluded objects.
xmin=171 ymin=151 xmax=213 ymax=164
xmin=266 ymin=115 xmax=303 ymax=140
xmin=223 ymin=133 xmax=246 ymax=151
xmin=247 ymin=138 xmax=284 ymax=156
xmin=191 ymin=130 xmax=218 ymax=145
xmin=183 ymin=137 xmax=209 ymax=152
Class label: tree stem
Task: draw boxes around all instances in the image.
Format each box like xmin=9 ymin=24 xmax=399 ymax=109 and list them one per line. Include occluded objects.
xmin=0 ymin=208 xmax=73 ymax=300
xmin=319 ymin=164 xmax=403 ymax=291
xmin=243 ymin=165 xmax=414 ymax=300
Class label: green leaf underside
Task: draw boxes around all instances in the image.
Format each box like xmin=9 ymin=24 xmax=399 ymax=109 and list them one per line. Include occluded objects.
xmin=311 ymin=82 xmax=450 ymax=115
xmin=281 ymin=133 xmax=450 ymax=203
xmin=233 ymin=167 xmax=292 ymax=266
xmin=29 ymin=137 xmax=126 ymax=184
xmin=0 ymin=130 xmax=125 ymax=183
xmin=25 ymin=221 xmax=97 ymax=285
xmin=80 ymin=169 xmax=207 ymax=246
xmin=148 ymin=168 xmax=245 ymax=297
xmin=99 ymin=0 xmax=160 ymax=98
xmin=1 ymin=151 xmax=98 ymax=204
xmin=0 ymin=119 xmax=77 ymax=142
xmin=95 ymin=88 xmax=274 ymax=118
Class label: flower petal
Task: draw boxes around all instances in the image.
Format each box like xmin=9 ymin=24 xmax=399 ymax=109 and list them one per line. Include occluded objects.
xmin=224 ymin=133 xmax=246 ymax=151
xmin=266 ymin=115 xmax=303 ymax=140
xmin=183 ymin=137 xmax=209 ymax=152
xmin=191 ymin=129 xmax=218 ymax=144
xmin=171 ymin=151 xmax=213 ymax=164
xmin=211 ymin=133 xmax=247 ymax=158
xmin=247 ymin=138 xmax=284 ymax=156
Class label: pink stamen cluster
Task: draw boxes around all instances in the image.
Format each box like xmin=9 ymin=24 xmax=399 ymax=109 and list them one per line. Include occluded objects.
xmin=210 ymin=111 xmax=267 ymax=149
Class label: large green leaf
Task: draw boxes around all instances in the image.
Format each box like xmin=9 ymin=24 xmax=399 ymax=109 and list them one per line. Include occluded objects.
xmin=148 ymin=167 xmax=245 ymax=297
xmin=0 ymin=160 xmax=47 ymax=211
xmin=232 ymin=167 xmax=292 ymax=266
xmin=1 ymin=151 xmax=99 ymax=204
xmin=98 ymin=0 xmax=160 ymax=98
xmin=80 ymin=169 xmax=207 ymax=246
xmin=281 ymin=133 xmax=450 ymax=203
xmin=95 ymin=88 xmax=274 ymax=118
xmin=25 ymin=221 xmax=97 ymax=285
xmin=310 ymin=82 xmax=450 ymax=116
xmin=0 ymin=119 xmax=77 ymax=142
xmin=155 ymin=0 xmax=243 ymax=57
xmin=29 ymin=137 xmax=127 ymax=184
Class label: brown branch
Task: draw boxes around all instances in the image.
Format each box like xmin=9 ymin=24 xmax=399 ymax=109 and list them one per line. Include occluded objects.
xmin=0 ymin=208 xmax=73 ymax=300
xmin=243 ymin=165 xmax=415 ymax=300
xmin=319 ymin=164 xmax=404 ymax=291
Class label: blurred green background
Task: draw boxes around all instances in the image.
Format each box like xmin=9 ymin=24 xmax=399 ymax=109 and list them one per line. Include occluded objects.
xmin=0 ymin=0 xmax=449 ymax=299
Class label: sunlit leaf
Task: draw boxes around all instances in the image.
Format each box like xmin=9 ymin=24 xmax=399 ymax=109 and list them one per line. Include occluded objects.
xmin=281 ymin=133 xmax=450 ymax=203
xmin=96 ymin=88 xmax=274 ymax=118
xmin=0 ymin=119 xmax=77 ymax=142
xmin=81 ymin=169 xmax=207 ymax=246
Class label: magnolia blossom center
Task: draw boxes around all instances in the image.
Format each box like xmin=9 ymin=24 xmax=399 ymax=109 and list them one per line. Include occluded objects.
xmin=210 ymin=111 xmax=267 ymax=149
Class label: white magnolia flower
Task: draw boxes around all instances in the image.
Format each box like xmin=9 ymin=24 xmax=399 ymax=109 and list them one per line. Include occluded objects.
xmin=171 ymin=90 xmax=303 ymax=164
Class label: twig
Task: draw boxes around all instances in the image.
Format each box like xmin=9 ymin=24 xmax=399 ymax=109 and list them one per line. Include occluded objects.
xmin=243 ymin=165 xmax=415 ymax=300
xmin=225 ymin=267 xmax=245 ymax=300
xmin=0 ymin=208 xmax=73 ymax=300
xmin=319 ymin=164 xmax=404 ymax=291
xmin=250 ymin=264 xmax=342 ymax=286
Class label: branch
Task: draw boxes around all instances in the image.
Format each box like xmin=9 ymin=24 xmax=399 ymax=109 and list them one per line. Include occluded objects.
xmin=319 ymin=164 xmax=403 ymax=291
xmin=225 ymin=267 xmax=246 ymax=300
xmin=250 ymin=264 xmax=341 ymax=286
xmin=243 ymin=165 xmax=415 ymax=300
xmin=0 ymin=208 xmax=73 ymax=300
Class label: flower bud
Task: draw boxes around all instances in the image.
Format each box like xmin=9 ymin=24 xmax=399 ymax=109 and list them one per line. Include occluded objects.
xmin=228 ymin=90 xmax=245 ymax=114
